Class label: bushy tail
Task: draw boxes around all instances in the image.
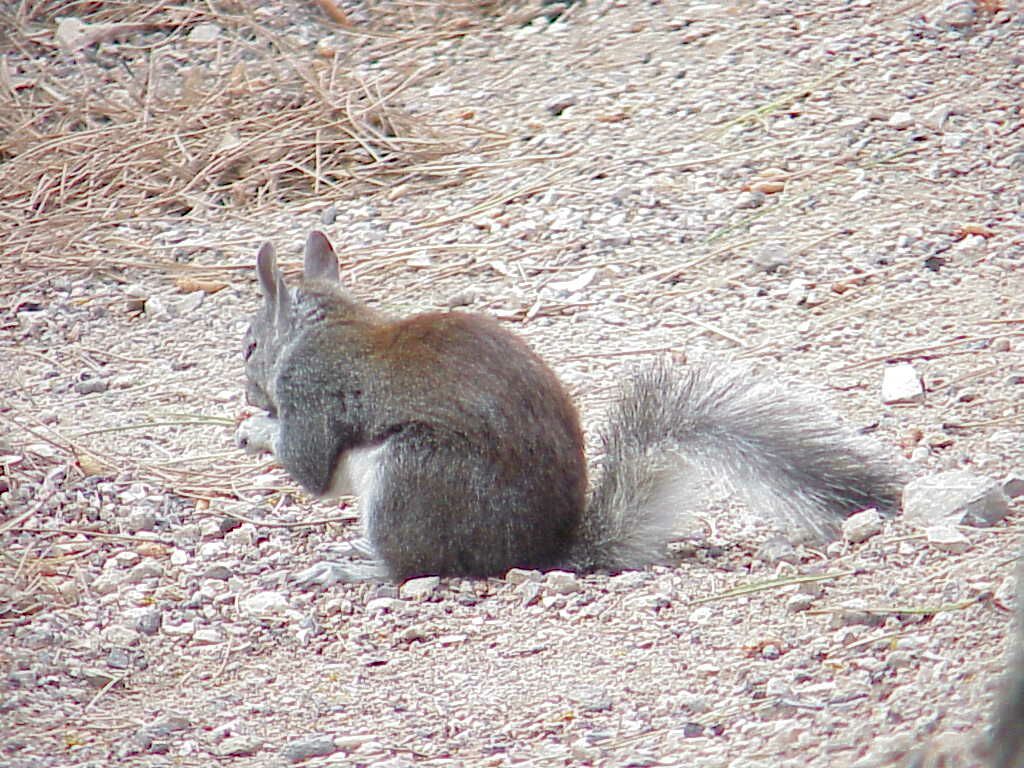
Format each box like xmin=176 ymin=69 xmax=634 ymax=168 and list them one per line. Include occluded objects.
xmin=572 ymin=360 xmax=905 ymax=572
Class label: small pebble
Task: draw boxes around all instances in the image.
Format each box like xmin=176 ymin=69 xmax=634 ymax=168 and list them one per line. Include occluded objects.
xmin=74 ymin=378 xmax=109 ymax=395
xmin=546 ymin=95 xmax=578 ymax=116
xmin=334 ymin=734 xmax=376 ymax=751
xmin=399 ymin=576 xmax=440 ymax=600
xmin=903 ymin=470 xmax=1009 ymax=527
xmin=135 ymin=610 xmax=163 ymax=637
xmin=126 ymin=561 xmax=164 ymax=583
xmin=188 ymin=23 xmax=221 ymax=43
xmin=935 ymin=0 xmax=978 ymax=29
xmin=178 ymin=292 xmax=204 ymax=315
xmin=218 ymin=735 xmax=264 ymax=758
xmin=193 ymin=629 xmax=224 ymax=645
xmin=125 ymin=510 xmax=156 ymax=533
xmin=517 ymin=580 xmax=543 ymax=606
xmin=888 ymin=111 xmax=915 ymax=130
xmin=842 ymin=508 xmax=884 ymax=544
xmin=925 ymin=525 xmax=971 ymax=553
xmin=735 ymin=191 xmax=765 ymax=209
xmin=881 ymin=363 xmax=924 ymax=404
xmin=756 ymin=535 xmax=799 ymax=564
xmin=202 ymin=564 xmax=232 ymax=581
xmin=544 ymin=570 xmax=581 ymax=594
xmin=240 ymin=591 xmax=290 ymax=615
xmin=91 ymin=574 xmax=121 ymax=596
xmin=366 ymin=597 xmax=403 ymax=614
xmin=1003 ymin=474 xmax=1024 ymax=499
xmin=505 ymin=568 xmax=543 ymax=585
xmin=281 ymin=736 xmax=338 ymax=764
xmin=922 ymin=104 xmax=950 ymax=131
xmin=787 ymin=594 xmax=814 ymax=613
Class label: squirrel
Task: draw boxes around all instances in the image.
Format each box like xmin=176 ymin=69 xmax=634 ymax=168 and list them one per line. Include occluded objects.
xmin=236 ymin=230 xmax=904 ymax=585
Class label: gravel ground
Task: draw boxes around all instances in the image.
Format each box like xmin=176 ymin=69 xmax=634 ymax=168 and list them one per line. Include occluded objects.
xmin=2 ymin=1 xmax=1023 ymax=766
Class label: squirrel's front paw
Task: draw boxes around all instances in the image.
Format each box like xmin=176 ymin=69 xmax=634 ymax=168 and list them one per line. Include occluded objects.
xmin=293 ymin=560 xmax=387 ymax=589
xmin=235 ymin=413 xmax=279 ymax=455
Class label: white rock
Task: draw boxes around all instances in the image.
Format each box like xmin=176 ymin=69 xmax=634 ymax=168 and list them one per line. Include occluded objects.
xmin=881 ymin=363 xmax=924 ymax=404
xmin=200 ymin=519 xmax=223 ymax=538
xmin=544 ymin=570 xmax=582 ymax=594
xmin=888 ymin=111 xmax=915 ymax=130
xmin=548 ymin=268 xmax=600 ymax=295
xmin=162 ymin=620 xmax=196 ymax=638
xmin=125 ymin=509 xmax=156 ymax=533
xmin=1003 ymin=474 xmax=1024 ymax=499
xmin=178 ymin=291 xmax=205 ymax=315
xmin=399 ymin=576 xmax=440 ymax=600
xmin=113 ymin=550 xmax=141 ymax=568
xmin=842 ymin=508 xmax=884 ymax=543
xmin=925 ymin=525 xmax=971 ymax=553
xmin=224 ymin=525 xmax=257 ymax=549
xmin=198 ymin=541 xmax=227 ymax=560
xmin=172 ymin=524 xmax=201 ymax=548
xmin=126 ymin=562 xmax=163 ymax=583
xmin=366 ymin=597 xmax=403 ymax=614
xmin=110 ymin=374 xmax=137 ymax=389
xmin=516 ymin=580 xmax=542 ymax=606
xmin=735 ymin=191 xmax=764 ymax=209
xmin=240 ymin=591 xmax=290 ymax=615
xmin=922 ymin=105 xmax=950 ymax=131
xmin=505 ymin=568 xmax=543 ymax=585
xmin=787 ymin=593 xmax=814 ymax=613
xmin=218 ymin=735 xmax=263 ymax=758
xmin=170 ymin=549 xmax=190 ymax=566
xmin=850 ymin=188 xmax=873 ymax=204
xmin=787 ymin=279 xmax=809 ymax=305
xmin=28 ymin=443 xmax=58 ymax=459
xmin=936 ymin=0 xmax=978 ymax=28
xmin=954 ymin=234 xmax=987 ymax=252
xmin=627 ymin=592 xmax=671 ymax=611
xmin=689 ymin=605 xmax=714 ymax=624
xmin=103 ymin=625 xmax=141 ymax=647
xmin=193 ymin=628 xmax=224 ymax=644
xmin=144 ymin=296 xmax=172 ymax=319
xmin=942 ymin=132 xmax=969 ymax=149
xmin=188 ymin=23 xmax=221 ymax=44
xmin=903 ymin=470 xmax=1010 ymax=527
xmin=334 ymin=734 xmax=376 ymax=751
xmin=54 ymin=17 xmax=88 ymax=50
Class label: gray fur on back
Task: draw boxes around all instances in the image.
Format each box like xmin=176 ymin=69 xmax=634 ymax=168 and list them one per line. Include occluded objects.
xmin=576 ymin=360 xmax=904 ymax=572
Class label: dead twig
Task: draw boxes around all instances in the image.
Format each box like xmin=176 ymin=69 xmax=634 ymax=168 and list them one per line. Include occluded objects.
xmin=688 ymin=570 xmax=856 ymax=606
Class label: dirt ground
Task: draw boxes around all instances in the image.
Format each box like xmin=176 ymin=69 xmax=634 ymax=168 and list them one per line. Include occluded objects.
xmin=2 ymin=1 xmax=1023 ymax=766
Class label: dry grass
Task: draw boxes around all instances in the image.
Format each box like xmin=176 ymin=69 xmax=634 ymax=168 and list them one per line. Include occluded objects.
xmin=0 ymin=0 xmax=514 ymax=294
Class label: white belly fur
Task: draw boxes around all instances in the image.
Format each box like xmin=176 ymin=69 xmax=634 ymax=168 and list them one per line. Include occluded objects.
xmin=325 ymin=444 xmax=384 ymax=534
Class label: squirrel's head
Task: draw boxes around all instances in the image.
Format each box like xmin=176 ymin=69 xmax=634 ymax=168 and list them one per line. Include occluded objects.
xmin=242 ymin=231 xmax=345 ymax=412
xmin=242 ymin=241 xmax=289 ymax=412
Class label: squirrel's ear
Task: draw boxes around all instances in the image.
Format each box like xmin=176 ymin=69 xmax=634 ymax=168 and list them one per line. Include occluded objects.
xmin=256 ymin=242 xmax=279 ymax=302
xmin=304 ymin=231 xmax=340 ymax=284
xmin=274 ymin=271 xmax=292 ymax=332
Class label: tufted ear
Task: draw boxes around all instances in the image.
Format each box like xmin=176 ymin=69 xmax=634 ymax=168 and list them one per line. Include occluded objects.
xmin=255 ymin=241 xmax=291 ymax=331
xmin=274 ymin=270 xmax=292 ymax=332
xmin=304 ymin=230 xmax=340 ymax=284
xmin=256 ymin=242 xmax=279 ymax=302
